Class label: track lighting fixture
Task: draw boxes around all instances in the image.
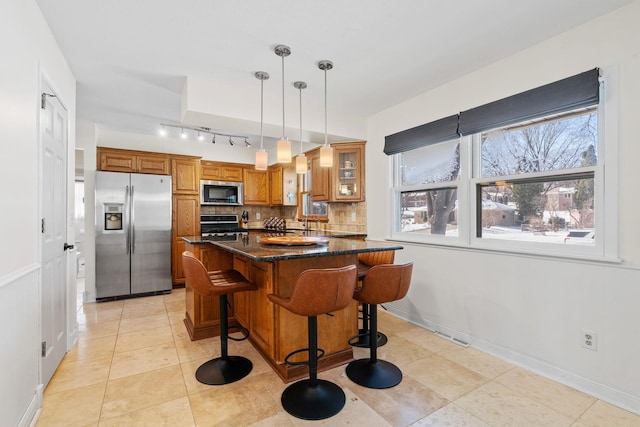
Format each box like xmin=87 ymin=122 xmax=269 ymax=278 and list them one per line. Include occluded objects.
xmin=159 ymin=123 xmax=248 ymax=148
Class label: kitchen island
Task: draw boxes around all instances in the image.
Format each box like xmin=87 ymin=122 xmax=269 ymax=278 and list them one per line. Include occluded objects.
xmin=182 ymin=233 xmax=402 ymax=382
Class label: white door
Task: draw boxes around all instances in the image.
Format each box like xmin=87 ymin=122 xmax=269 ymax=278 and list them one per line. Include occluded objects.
xmin=40 ymin=85 xmax=68 ymax=388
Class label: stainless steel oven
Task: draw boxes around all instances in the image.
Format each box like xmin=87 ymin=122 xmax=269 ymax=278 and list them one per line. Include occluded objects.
xmin=200 ymin=214 xmax=247 ymax=240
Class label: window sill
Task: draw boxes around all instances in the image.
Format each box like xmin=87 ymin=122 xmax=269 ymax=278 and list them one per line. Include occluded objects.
xmin=386 ymin=234 xmax=622 ymax=266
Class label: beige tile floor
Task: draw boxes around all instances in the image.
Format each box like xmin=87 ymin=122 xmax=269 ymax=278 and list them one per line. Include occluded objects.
xmin=36 ymin=288 xmax=640 ymax=426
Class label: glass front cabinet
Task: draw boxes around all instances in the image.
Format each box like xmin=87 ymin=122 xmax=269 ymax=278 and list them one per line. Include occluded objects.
xmin=332 ymin=141 xmax=365 ymax=202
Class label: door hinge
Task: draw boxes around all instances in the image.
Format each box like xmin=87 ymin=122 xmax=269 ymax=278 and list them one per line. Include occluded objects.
xmin=41 ymin=218 xmax=45 ymax=234
xmin=41 ymin=92 xmax=56 ymax=109
xmin=41 ymin=341 xmax=46 ymax=357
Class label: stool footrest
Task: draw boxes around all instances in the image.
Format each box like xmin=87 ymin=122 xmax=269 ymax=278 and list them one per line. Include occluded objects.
xmin=284 ymin=347 xmax=325 ymax=366
xmin=227 ymin=325 xmax=250 ymax=342
xmin=348 ymin=329 xmax=388 ymax=348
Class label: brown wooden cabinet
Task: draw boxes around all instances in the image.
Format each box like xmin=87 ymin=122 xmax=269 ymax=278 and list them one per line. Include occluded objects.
xmin=171 ymin=195 xmax=200 ymax=284
xmin=98 ymin=147 xmax=169 ymax=175
xmin=201 ymin=160 xmax=244 ymax=182
xmin=171 ymin=157 xmax=200 ymax=194
xmin=331 ymin=141 xmax=366 ymax=202
xmin=243 ymin=168 xmax=270 ymax=205
xmin=308 ymin=149 xmax=331 ymax=201
xmin=269 ymin=164 xmax=297 ymax=206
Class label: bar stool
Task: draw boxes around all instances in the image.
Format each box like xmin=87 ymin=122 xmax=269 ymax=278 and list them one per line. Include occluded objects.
xmin=267 ymin=265 xmax=357 ymax=420
xmin=346 ymin=262 xmax=413 ymax=389
xmin=349 ymin=250 xmax=396 ymax=348
xmin=182 ymin=251 xmax=257 ymax=385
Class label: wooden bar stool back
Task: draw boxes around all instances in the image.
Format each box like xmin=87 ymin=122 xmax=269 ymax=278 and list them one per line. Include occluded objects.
xmin=350 ymin=250 xmax=396 ymax=348
xmin=346 ymin=262 xmax=413 ymax=389
xmin=267 ymin=265 xmax=357 ymax=420
xmin=182 ymin=251 xmax=257 ymax=385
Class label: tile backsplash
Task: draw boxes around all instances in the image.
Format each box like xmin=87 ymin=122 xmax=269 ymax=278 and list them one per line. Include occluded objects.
xmin=201 ymin=202 xmax=366 ymax=234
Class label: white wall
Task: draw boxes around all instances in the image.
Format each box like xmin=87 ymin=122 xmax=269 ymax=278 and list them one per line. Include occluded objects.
xmin=366 ymin=1 xmax=640 ymax=413
xmin=0 ymin=0 xmax=76 ymax=425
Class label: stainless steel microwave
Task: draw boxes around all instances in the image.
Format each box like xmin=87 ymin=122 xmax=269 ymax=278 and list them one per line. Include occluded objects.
xmin=200 ymin=180 xmax=244 ymax=206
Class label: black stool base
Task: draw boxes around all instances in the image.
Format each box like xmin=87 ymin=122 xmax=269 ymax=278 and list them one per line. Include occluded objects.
xmin=281 ymin=379 xmax=346 ymax=420
xmin=346 ymin=359 xmax=402 ymax=389
xmin=349 ymin=329 xmax=388 ymax=348
xmin=195 ymin=356 xmax=253 ymax=385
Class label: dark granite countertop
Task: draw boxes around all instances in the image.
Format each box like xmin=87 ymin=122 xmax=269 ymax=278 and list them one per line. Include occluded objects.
xmin=181 ymin=233 xmax=402 ymax=262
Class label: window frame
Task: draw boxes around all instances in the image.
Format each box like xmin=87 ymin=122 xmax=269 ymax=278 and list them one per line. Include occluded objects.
xmin=389 ymin=68 xmax=618 ymax=262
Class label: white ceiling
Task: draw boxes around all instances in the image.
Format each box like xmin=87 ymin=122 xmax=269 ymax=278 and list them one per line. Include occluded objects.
xmin=37 ymin=0 xmax=632 ymax=148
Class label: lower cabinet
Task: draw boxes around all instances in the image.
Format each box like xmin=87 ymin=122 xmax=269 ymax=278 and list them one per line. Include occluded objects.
xmin=247 ymin=260 xmax=274 ymax=358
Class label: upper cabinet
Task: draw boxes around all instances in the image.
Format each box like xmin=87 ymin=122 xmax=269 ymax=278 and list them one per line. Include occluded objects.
xmin=98 ymin=147 xmax=169 ymax=175
xmin=303 ymin=142 xmax=366 ymax=203
xmin=201 ymin=160 xmax=244 ymax=182
xmin=332 ymin=141 xmax=366 ymax=202
xmin=269 ymin=164 xmax=297 ymax=206
xmin=243 ymin=168 xmax=270 ymax=206
xmin=171 ymin=157 xmax=200 ymax=195
xmin=308 ymin=149 xmax=331 ymax=201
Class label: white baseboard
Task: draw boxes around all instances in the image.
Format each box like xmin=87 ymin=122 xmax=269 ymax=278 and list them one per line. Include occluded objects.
xmin=22 ymin=385 xmax=43 ymax=427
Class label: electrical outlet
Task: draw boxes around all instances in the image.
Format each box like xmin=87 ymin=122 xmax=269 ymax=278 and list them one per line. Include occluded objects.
xmin=256 ymin=212 xmax=261 ymax=220
xmin=582 ymin=330 xmax=598 ymax=351
xmin=351 ymin=212 xmax=356 ymax=222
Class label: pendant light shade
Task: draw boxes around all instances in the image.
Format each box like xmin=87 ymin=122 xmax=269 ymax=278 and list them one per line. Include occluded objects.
xmin=318 ymin=60 xmax=334 ymax=167
xmin=294 ymin=81 xmax=308 ymax=174
xmin=254 ymin=71 xmax=270 ymax=171
xmin=255 ymin=150 xmax=268 ymax=170
xmin=319 ymin=145 xmax=333 ymax=167
xmin=296 ymin=154 xmax=307 ymax=174
xmin=276 ymin=138 xmax=291 ymax=163
xmin=275 ymin=45 xmax=292 ymax=163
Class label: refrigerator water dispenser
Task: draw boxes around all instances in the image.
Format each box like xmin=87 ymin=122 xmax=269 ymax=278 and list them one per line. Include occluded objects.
xmin=104 ymin=204 xmax=123 ymax=230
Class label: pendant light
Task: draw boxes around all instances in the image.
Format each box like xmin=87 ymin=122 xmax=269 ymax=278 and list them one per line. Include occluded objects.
xmin=318 ymin=60 xmax=334 ymax=167
xmin=294 ymin=81 xmax=307 ymax=174
xmin=275 ymin=44 xmax=292 ymax=163
xmin=254 ymin=71 xmax=269 ymax=171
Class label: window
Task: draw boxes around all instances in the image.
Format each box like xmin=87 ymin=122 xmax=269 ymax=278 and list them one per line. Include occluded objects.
xmin=477 ymin=109 xmax=597 ymax=246
xmin=389 ymin=69 xmax=615 ymax=259
xmin=397 ymin=139 xmax=460 ymax=236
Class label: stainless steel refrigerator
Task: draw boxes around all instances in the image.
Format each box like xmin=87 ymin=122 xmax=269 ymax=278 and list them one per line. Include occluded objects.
xmin=95 ymin=171 xmax=172 ymax=299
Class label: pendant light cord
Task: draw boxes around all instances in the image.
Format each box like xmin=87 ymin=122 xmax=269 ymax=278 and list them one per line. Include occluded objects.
xmin=281 ymin=54 xmax=285 ymax=138
xmin=324 ymin=67 xmax=328 ymax=146
xmin=260 ymin=77 xmax=264 ymax=150
xmin=299 ymin=86 xmax=303 ymax=154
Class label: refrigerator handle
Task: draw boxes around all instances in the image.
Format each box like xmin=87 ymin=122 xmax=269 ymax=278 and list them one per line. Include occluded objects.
xmin=130 ymin=185 xmax=135 ymax=254
xmin=125 ymin=185 xmax=130 ymax=255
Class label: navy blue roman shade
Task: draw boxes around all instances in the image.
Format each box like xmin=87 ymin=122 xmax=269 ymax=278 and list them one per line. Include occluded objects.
xmin=383 ymin=114 xmax=459 ymax=155
xmin=458 ymin=68 xmax=600 ymax=136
